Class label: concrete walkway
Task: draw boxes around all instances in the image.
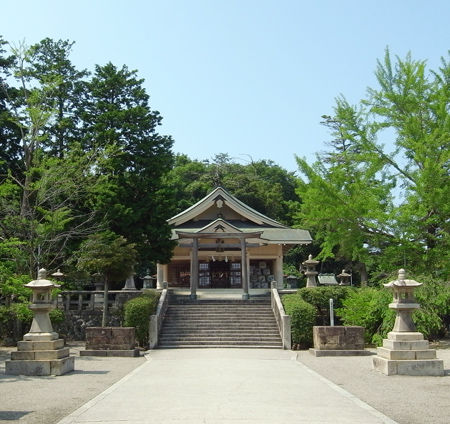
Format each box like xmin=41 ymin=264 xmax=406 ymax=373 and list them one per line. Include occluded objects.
xmin=57 ymin=349 xmax=396 ymax=424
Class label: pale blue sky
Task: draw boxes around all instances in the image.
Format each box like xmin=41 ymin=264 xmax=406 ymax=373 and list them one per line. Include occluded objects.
xmin=2 ymin=0 xmax=449 ymax=172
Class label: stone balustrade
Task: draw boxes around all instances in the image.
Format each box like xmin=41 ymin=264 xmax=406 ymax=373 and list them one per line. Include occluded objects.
xmin=56 ymin=290 xmax=142 ymax=311
xmin=271 ymin=286 xmax=291 ymax=349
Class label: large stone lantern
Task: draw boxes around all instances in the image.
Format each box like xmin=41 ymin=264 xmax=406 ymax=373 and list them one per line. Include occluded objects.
xmin=384 ymin=268 xmax=421 ymax=332
xmin=24 ymin=268 xmax=60 ymax=341
xmin=372 ymin=269 xmax=443 ymax=376
xmin=5 ymin=269 xmax=74 ymax=376
xmin=302 ymin=255 xmax=319 ymax=288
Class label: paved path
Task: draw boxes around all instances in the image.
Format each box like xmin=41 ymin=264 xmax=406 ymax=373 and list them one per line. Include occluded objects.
xmin=57 ymin=349 xmax=396 ymax=424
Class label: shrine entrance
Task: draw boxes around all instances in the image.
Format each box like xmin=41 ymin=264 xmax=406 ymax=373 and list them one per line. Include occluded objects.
xmin=197 ymin=259 xmax=242 ymax=289
xmin=210 ymin=260 xmax=242 ymax=289
xmin=210 ymin=260 xmax=229 ymax=288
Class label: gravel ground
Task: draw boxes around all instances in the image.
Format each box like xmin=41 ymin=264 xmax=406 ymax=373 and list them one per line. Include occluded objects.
xmin=0 ymin=342 xmax=146 ymax=424
xmin=1 ymin=342 xmax=449 ymax=424
xmin=297 ymin=345 xmax=450 ymax=424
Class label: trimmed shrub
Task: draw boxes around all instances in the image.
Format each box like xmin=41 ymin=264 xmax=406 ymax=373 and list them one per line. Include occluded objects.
xmin=123 ymin=290 xmax=160 ymax=347
xmin=282 ymin=294 xmax=317 ymax=348
xmin=298 ymin=286 xmax=352 ymax=325
xmin=336 ymin=287 xmax=392 ymax=345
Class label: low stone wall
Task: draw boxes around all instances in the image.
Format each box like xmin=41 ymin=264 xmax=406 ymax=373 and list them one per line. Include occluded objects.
xmin=313 ymin=326 xmax=365 ymax=350
xmin=85 ymin=327 xmax=135 ymax=350
xmin=54 ymin=310 xmax=123 ymax=341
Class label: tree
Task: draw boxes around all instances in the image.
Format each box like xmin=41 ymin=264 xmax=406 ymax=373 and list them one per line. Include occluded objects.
xmin=25 ymin=38 xmax=88 ymax=157
xmin=81 ymin=62 xmax=175 ymax=265
xmin=295 ymin=49 xmax=449 ymax=281
xmin=164 ymin=153 xmax=301 ymax=225
xmin=74 ymin=232 xmax=137 ymax=326
xmin=1 ymin=38 xmax=176 ymax=276
xmin=0 ymin=36 xmax=22 ymax=177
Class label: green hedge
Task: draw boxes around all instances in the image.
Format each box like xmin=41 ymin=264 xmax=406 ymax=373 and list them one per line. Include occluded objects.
xmin=336 ymin=288 xmax=393 ymax=344
xmin=282 ymin=294 xmax=316 ymax=348
xmin=0 ymin=304 xmax=65 ymax=345
xmin=336 ymin=278 xmax=450 ymax=345
xmin=298 ymin=286 xmax=352 ymax=325
xmin=123 ymin=290 xmax=160 ymax=348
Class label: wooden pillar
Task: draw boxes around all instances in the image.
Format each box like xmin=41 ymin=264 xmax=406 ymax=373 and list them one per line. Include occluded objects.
xmin=162 ymin=264 xmax=169 ymax=286
xmin=241 ymin=237 xmax=249 ymax=300
xmin=156 ymin=262 xmax=163 ymax=289
xmin=275 ymin=250 xmax=284 ymax=289
xmin=190 ymin=238 xmax=199 ymax=299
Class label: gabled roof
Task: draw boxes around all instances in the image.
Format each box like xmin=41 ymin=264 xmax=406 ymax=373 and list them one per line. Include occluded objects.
xmin=197 ymin=218 xmax=243 ymax=234
xmin=168 ymin=186 xmax=286 ymax=228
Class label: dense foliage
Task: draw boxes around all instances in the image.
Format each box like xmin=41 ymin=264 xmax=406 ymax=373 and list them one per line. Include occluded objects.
xmin=0 ymin=35 xmax=174 ymax=281
xmin=337 ymin=277 xmax=450 ymax=345
xmin=164 ymin=153 xmax=301 ymax=226
xmin=123 ymin=290 xmax=160 ymax=347
xmin=295 ymin=49 xmax=449 ymax=282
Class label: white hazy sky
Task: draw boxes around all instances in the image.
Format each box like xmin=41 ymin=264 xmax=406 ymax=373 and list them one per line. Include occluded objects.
xmin=2 ymin=0 xmax=449 ymax=172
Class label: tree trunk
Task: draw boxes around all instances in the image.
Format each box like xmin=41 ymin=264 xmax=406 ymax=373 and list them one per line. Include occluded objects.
xmin=102 ymin=278 xmax=109 ymax=327
xmin=356 ymin=262 xmax=368 ymax=286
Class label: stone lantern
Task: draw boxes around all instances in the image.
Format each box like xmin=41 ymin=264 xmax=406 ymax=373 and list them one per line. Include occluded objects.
xmin=372 ymin=269 xmax=443 ymax=376
xmin=337 ymin=269 xmax=351 ymax=286
xmin=143 ymin=271 xmax=154 ymax=289
xmin=51 ymin=269 xmax=64 ymax=280
xmin=384 ymin=268 xmax=421 ymax=332
xmin=285 ymin=275 xmax=299 ymax=289
xmin=24 ymin=268 xmax=60 ymax=341
xmin=6 ymin=268 xmax=74 ymax=376
xmin=302 ymin=254 xmax=319 ymax=288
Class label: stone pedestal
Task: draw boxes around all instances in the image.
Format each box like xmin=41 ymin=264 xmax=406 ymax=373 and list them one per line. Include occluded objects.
xmin=6 ymin=339 xmax=74 ymax=376
xmin=309 ymin=326 xmax=370 ymax=356
xmin=122 ymin=274 xmax=137 ymax=290
xmin=372 ymin=331 xmax=444 ymax=376
xmin=81 ymin=327 xmax=139 ymax=357
xmin=5 ymin=269 xmax=74 ymax=376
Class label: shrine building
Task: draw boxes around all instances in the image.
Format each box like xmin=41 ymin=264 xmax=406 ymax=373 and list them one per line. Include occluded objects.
xmin=156 ymin=187 xmax=312 ymax=299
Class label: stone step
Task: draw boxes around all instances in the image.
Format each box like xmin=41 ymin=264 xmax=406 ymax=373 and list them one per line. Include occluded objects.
xmin=166 ymin=309 xmax=273 ymax=314
xmin=164 ymin=314 xmax=276 ymax=319
xmin=159 ymin=298 xmax=281 ymax=349
xmin=161 ymin=331 xmax=280 ymax=337
xmin=164 ymin=316 xmax=276 ymax=321
xmin=167 ymin=305 xmax=272 ymax=308
xmin=162 ymin=326 xmax=278 ymax=331
xmin=162 ymin=323 xmax=278 ymax=328
xmin=159 ymin=336 xmax=282 ymax=342
xmin=163 ymin=326 xmax=278 ymax=333
xmin=159 ymin=340 xmax=282 ymax=348
xmin=169 ymin=299 xmax=271 ymax=305
xmin=158 ymin=344 xmax=282 ymax=349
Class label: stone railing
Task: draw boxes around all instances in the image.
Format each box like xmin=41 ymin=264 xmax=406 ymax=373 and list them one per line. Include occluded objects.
xmin=271 ymin=287 xmax=291 ymax=350
xmin=149 ymin=288 xmax=169 ymax=349
xmin=56 ymin=290 xmax=141 ymax=311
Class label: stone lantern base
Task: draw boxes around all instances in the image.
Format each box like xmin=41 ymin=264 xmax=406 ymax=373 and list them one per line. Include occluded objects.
xmin=372 ymin=332 xmax=444 ymax=376
xmin=5 ymin=338 xmax=74 ymax=376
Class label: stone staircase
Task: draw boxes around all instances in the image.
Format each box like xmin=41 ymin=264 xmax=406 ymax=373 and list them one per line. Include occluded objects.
xmin=158 ymin=297 xmax=282 ymax=348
